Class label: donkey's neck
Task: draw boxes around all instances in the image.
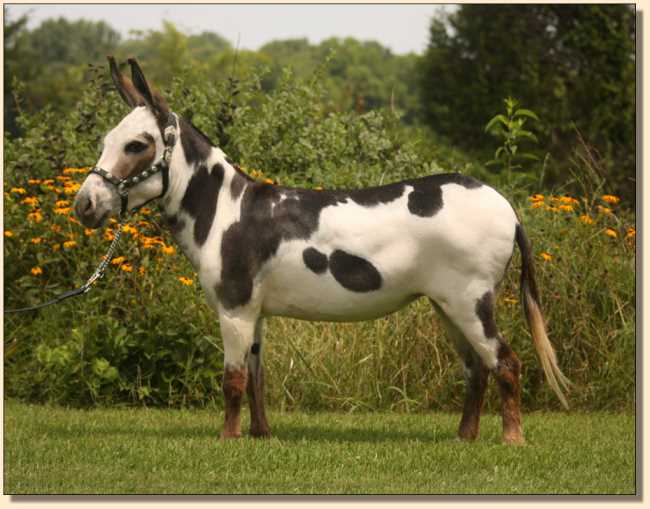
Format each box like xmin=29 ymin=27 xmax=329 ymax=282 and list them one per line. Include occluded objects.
xmin=158 ymin=118 xmax=252 ymax=269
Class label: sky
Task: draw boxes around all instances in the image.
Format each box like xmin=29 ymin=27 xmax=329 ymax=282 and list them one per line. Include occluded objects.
xmin=5 ymin=4 xmax=452 ymax=55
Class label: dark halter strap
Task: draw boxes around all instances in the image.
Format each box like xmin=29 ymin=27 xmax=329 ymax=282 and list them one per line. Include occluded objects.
xmin=90 ymin=112 xmax=177 ymax=216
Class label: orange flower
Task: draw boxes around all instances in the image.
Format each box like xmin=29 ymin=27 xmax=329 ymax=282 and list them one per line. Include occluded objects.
xmin=55 ymin=200 xmax=71 ymax=207
xmin=597 ymin=205 xmax=613 ymax=215
xmin=626 ymin=227 xmax=636 ymax=239
xmin=31 ymin=266 xmax=43 ymax=276
xmin=21 ymin=196 xmax=39 ymax=206
xmin=138 ymin=266 xmax=146 ymax=276
xmin=558 ymin=204 xmax=574 ymax=212
xmin=161 ymin=244 xmax=176 ymax=255
xmin=120 ymin=263 xmax=133 ymax=273
xmin=579 ymin=214 xmax=594 ymax=225
xmin=28 ymin=179 xmax=42 ymax=185
xmin=529 ymin=194 xmax=545 ymax=203
xmin=104 ymin=229 xmax=115 ymax=241
xmin=63 ymin=183 xmax=81 ymax=194
xmin=84 ymin=228 xmax=95 ymax=236
xmin=263 ymin=178 xmax=275 ymax=185
xmin=63 ymin=240 xmax=77 ymax=249
xmin=139 ymin=207 xmax=152 ymax=215
xmin=604 ymin=228 xmax=618 ymax=238
xmin=68 ymin=216 xmax=80 ymax=225
xmin=27 ymin=211 xmax=43 ymax=223
xmin=178 ymin=276 xmax=194 ymax=286
xmin=601 ymin=195 xmax=620 ymax=205
xmin=10 ymin=187 xmax=26 ymax=195
xmin=54 ymin=207 xmax=73 ymax=215
xmin=52 ymin=244 xmax=61 ymax=252
xmin=531 ymin=201 xmax=544 ymax=209
xmin=111 ymin=256 xmax=126 ymax=266
xmin=540 ymin=252 xmax=553 ymax=262
xmin=50 ymin=224 xmax=62 ymax=233
xmin=121 ymin=224 xmax=138 ymax=236
xmin=4 ymin=230 xmax=14 ymax=238
xmin=30 ymin=237 xmax=43 ymax=244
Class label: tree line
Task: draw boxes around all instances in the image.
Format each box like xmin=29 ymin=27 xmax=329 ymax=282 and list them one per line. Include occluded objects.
xmin=4 ymin=5 xmax=635 ymax=201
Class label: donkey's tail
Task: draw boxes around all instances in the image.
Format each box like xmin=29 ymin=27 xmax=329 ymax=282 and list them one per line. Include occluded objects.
xmin=515 ymin=223 xmax=570 ymax=409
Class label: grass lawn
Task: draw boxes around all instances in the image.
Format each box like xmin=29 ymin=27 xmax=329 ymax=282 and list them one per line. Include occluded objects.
xmin=3 ymin=400 xmax=636 ymax=495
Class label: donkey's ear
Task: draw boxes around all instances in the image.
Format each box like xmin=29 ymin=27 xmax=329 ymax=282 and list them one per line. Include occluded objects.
xmin=128 ymin=58 xmax=169 ymax=119
xmin=107 ymin=56 xmax=143 ymax=108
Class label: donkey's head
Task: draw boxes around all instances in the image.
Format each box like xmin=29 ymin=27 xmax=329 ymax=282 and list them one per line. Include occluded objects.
xmin=74 ymin=57 xmax=175 ymax=228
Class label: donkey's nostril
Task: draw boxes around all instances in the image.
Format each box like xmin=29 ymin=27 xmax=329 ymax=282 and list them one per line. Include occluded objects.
xmin=84 ymin=198 xmax=93 ymax=213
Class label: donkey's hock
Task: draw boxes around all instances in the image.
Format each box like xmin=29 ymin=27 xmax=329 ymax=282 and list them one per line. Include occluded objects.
xmin=75 ymin=57 xmax=569 ymax=444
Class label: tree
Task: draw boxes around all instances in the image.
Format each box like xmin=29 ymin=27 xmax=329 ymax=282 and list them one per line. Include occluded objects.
xmin=418 ymin=5 xmax=635 ymax=198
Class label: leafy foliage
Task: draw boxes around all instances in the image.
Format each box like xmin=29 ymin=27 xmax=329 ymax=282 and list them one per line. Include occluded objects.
xmin=418 ymin=4 xmax=636 ymax=201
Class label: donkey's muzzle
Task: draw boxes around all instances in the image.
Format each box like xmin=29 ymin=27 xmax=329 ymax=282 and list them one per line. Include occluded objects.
xmin=74 ymin=193 xmax=105 ymax=229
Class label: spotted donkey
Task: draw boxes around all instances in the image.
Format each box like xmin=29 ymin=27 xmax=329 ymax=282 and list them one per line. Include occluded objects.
xmin=75 ymin=58 xmax=569 ymax=444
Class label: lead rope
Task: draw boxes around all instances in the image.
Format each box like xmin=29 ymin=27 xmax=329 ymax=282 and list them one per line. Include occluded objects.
xmin=4 ymin=220 xmax=124 ymax=314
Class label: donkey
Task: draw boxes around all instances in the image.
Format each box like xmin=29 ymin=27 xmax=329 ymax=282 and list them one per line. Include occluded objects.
xmin=74 ymin=58 xmax=569 ymax=444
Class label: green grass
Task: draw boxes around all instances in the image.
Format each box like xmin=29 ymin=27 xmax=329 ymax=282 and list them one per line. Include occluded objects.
xmin=4 ymin=400 xmax=635 ymax=495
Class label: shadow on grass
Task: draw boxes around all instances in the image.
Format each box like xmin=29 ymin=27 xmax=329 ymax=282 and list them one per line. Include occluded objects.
xmin=42 ymin=421 xmax=456 ymax=444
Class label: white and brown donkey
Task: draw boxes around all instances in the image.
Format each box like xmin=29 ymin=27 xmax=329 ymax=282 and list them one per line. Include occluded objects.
xmin=75 ymin=58 xmax=569 ymax=443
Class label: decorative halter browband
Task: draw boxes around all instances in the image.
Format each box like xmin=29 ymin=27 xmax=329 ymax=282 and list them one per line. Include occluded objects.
xmin=90 ymin=112 xmax=178 ymax=216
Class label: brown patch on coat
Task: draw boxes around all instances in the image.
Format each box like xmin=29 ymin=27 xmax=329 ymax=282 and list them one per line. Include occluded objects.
xmin=111 ymin=134 xmax=156 ymax=180
xmin=221 ymin=366 xmax=247 ymax=439
xmin=495 ymin=343 xmax=524 ymax=444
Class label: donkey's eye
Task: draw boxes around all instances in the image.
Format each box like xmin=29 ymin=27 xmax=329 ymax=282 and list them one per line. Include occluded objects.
xmin=124 ymin=140 xmax=148 ymax=154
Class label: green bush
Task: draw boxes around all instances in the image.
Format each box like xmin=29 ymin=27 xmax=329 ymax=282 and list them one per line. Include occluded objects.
xmin=4 ymin=66 xmax=635 ymax=411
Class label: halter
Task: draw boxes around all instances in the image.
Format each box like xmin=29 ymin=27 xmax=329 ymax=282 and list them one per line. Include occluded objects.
xmin=90 ymin=112 xmax=178 ymax=217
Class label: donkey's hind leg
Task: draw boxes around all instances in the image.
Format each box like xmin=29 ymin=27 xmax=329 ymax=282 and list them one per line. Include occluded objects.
xmin=435 ymin=290 xmax=524 ymax=444
xmin=247 ymin=318 xmax=271 ymax=438
xmin=432 ymin=301 xmax=489 ymax=441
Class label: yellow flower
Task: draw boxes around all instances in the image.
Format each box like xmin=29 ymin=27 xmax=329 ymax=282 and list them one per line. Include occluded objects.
xmin=314 ymin=186 xmax=324 ymax=191
xmin=122 ymin=224 xmax=138 ymax=236
xmin=104 ymin=229 xmax=115 ymax=241
xmin=63 ymin=183 xmax=81 ymax=195
xmin=138 ymin=266 xmax=146 ymax=276
xmin=597 ymin=205 xmax=613 ymax=215
xmin=108 ymin=218 xmax=118 ymax=225
xmin=30 ymin=237 xmax=43 ymax=244
xmin=120 ymin=263 xmax=133 ymax=273
xmin=28 ymin=179 xmax=42 ymax=185
xmin=55 ymin=200 xmax=71 ymax=207
xmin=161 ymin=244 xmax=176 ymax=255
xmin=503 ymin=297 xmax=518 ymax=305
xmin=63 ymin=240 xmax=77 ymax=249
xmin=52 ymin=243 xmax=61 ymax=252
xmin=55 ymin=175 xmax=71 ymax=182
xmin=604 ymin=228 xmax=618 ymax=238
xmin=4 ymin=230 xmax=14 ymax=238
xmin=178 ymin=276 xmax=194 ymax=286
xmin=626 ymin=227 xmax=636 ymax=239
xmin=558 ymin=204 xmax=574 ymax=212
xmin=137 ymin=220 xmax=152 ymax=229
xmin=31 ymin=266 xmax=43 ymax=276
xmin=529 ymin=194 xmax=544 ymax=203
xmin=50 ymin=224 xmax=62 ymax=233
xmin=63 ymin=167 xmax=89 ymax=174
xmin=559 ymin=196 xmax=579 ymax=205
xmin=10 ymin=187 xmax=26 ymax=195
xmin=139 ymin=207 xmax=152 ymax=215
xmin=21 ymin=196 xmax=39 ymax=207
xmin=263 ymin=178 xmax=275 ymax=185
xmin=601 ymin=195 xmax=620 ymax=205
xmin=111 ymin=256 xmax=126 ymax=266
xmin=545 ymin=206 xmax=560 ymax=213
xmin=27 ymin=211 xmax=43 ymax=223
xmin=54 ymin=207 xmax=73 ymax=215
xmin=84 ymin=228 xmax=95 ymax=236
xmin=579 ymin=214 xmax=595 ymax=225
xmin=531 ymin=201 xmax=544 ymax=209
xmin=43 ymin=179 xmax=54 ymax=185
xmin=540 ymin=252 xmax=553 ymax=262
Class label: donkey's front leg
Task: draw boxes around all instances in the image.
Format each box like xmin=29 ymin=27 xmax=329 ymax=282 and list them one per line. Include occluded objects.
xmin=218 ymin=311 xmax=257 ymax=440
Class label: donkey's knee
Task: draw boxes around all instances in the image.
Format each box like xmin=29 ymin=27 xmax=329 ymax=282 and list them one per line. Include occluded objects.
xmin=221 ymin=365 xmax=248 ymax=439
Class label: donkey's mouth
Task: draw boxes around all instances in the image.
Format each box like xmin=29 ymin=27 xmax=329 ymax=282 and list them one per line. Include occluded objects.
xmin=79 ymin=210 xmax=111 ymax=229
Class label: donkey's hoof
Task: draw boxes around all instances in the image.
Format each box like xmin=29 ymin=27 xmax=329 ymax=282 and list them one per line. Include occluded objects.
xmin=220 ymin=430 xmax=242 ymax=440
xmin=502 ymin=433 xmax=525 ymax=445
xmin=249 ymin=428 xmax=272 ymax=439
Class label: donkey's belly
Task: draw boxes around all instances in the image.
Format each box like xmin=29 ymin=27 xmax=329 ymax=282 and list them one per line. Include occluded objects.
xmin=260 ymin=284 xmax=420 ymax=322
